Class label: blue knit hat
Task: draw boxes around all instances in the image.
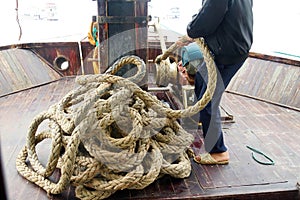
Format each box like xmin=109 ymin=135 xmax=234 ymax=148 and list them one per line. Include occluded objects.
xmin=181 ymin=42 xmax=203 ymax=66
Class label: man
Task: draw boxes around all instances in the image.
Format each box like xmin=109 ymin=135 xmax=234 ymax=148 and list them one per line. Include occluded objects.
xmin=180 ymin=42 xmax=205 ymax=85
xmin=185 ymin=0 xmax=253 ymax=164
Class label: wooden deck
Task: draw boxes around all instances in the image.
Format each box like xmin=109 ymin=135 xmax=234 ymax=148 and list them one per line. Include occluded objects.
xmin=0 ymin=76 xmax=299 ymax=200
xmin=0 ymin=49 xmax=62 ymax=96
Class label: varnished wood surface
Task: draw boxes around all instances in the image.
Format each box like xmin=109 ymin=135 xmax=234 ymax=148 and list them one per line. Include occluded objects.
xmin=227 ymin=57 xmax=300 ymax=110
xmin=0 ymin=42 xmax=95 ymax=77
xmin=0 ymin=49 xmax=62 ymax=96
xmin=0 ymin=77 xmax=300 ymax=200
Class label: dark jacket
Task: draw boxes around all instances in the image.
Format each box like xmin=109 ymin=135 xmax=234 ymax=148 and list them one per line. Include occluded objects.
xmin=187 ymin=0 xmax=253 ymax=65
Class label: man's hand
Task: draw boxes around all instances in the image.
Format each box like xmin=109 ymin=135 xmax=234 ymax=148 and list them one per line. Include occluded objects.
xmin=176 ymin=35 xmax=194 ymax=47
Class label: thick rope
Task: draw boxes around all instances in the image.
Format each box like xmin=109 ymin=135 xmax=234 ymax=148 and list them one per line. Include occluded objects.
xmin=88 ymin=21 xmax=100 ymax=74
xmin=155 ymin=35 xmax=192 ymax=86
xmin=16 ymin=38 xmax=217 ymax=200
xmin=88 ymin=22 xmax=98 ymax=46
xmin=155 ymin=57 xmax=178 ymax=86
xmin=92 ymin=46 xmax=100 ymax=74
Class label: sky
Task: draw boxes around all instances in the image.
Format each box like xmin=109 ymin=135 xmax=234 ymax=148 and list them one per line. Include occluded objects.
xmin=0 ymin=0 xmax=299 ymax=58
xmin=148 ymin=0 xmax=300 ymax=58
xmin=0 ymin=0 xmax=97 ymax=45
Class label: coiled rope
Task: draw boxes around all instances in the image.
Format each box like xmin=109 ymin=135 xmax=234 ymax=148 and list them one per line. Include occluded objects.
xmin=88 ymin=22 xmax=100 ymax=74
xmin=16 ymin=38 xmax=217 ymax=200
xmin=155 ymin=35 xmax=192 ymax=86
xmin=88 ymin=22 xmax=98 ymax=47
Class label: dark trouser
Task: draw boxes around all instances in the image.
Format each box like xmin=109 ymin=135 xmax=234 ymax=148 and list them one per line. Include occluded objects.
xmin=194 ymin=60 xmax=245 ymax=153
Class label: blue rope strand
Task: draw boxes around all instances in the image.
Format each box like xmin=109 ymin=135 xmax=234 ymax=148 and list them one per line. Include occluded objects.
xmin=246 ymin=145 xmax=275 ymax=165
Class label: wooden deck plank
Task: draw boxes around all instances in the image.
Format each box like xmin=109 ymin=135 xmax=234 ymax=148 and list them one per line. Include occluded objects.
xmin=227 ymin=57 xmax=300 ymax=110
xmin=0 ymin=77 xmax=300 ymax=200
xmin=183 ymin=168 xmax=205 ymax=195
xmin=0 ymin=49 xmax=62 ymax=96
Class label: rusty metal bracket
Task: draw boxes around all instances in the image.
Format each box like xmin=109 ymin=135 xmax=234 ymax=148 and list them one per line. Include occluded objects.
xmin=97 ymin=16 xmax=148 ymax=24
xmin=106 ymin=0 xmax=150 ymax=2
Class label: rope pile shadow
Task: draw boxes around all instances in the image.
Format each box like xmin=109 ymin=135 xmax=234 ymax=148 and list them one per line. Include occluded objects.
xmin=16 ymin=38 xmax=217 ymax=200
